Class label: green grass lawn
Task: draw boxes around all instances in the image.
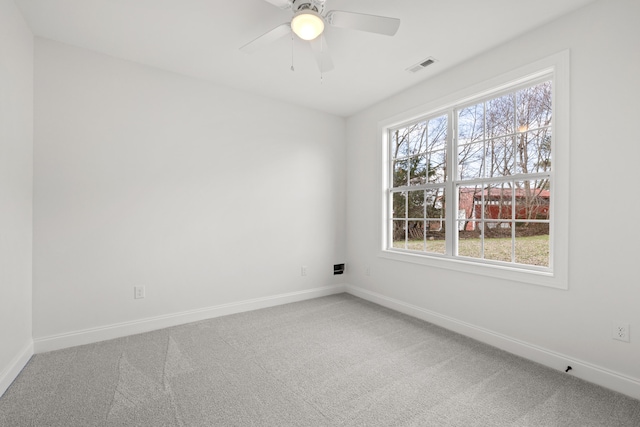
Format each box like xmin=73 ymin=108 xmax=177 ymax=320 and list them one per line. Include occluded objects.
xmin=393 ymin=235 xmax=549 ymax=267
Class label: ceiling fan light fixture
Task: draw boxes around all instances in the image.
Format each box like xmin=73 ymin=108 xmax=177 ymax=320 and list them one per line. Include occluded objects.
xmin=291 ymin=10 xmax=325 ymax=41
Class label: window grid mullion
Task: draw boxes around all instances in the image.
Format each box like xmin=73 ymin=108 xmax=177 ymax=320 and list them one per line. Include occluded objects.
xmin=480 ymin=100 xmax=487 ymax=260
xmin=480 ymin=182 xmax=485 ymax=260
xmin=389 ymin=131 xmax=394 ymax=249
xmin=511 ymin=94 xmax=518 ymax=264
xmin=422 ymin=190 xmax=427 ymax=252
xmin=511 ymin=180 xmax=516 ymax=263
xmin=446 ymin=110 xmax=455 ymax=257
xmin=457 ymin=172 xmax=550 ymax=187
xmin=404 ymin=191 xmax=408 ymax=249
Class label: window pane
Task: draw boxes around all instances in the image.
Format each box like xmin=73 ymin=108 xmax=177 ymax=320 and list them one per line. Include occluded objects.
xmin=425 ymin=187 xmax=445 ymax=219
xmin=406 ymin=220 xmax=425 ymax=251
xmin=458 ymin=223 xmax=481 ymax=258
xmin=392 ymin=220 xmax=406 ymax=249
xmin=409 ymin=155 xmax=428 ymax=186
xmin=458 ymin=185 xmax=482 ymax=224
xmin=517 ymin=81 xmax=552 ymax=132
xmin=458 ymin=142 xmax=484 ymax=179
xmin=428 ymin=115 xmax=448 ymax=151
xmin=515 ymin=223 xmax=550 ymax=267
xmin=512 ymin=181 xmax=550 ymax=220
xmin=429 ymin=150 xmax=446 ymax=183
xmin=486 ymin=93 xmax=515 ymax=138
xmin=407 ymin=121 xmax=428 ymax=156
xmin=458 ymin=103 xmax=484 ymax=143
xmin=391 ymin=128 xmax=409 ymax=159
xmin=407 ymin=190 xmax=425 ymax=219
xmin=483 ymin=229 xmax=513 ymax=263
xmin=486 ymin=136 xmax=515 ymax=178
xmin=516 ymin=128 xmax=552 ymax=174
xmin=426 ymin=220 xmax=445 ymax=254
xmin=393 ymin=159 xmax=408 ymax=187
xmin=392 ymin=192 xmax=406 ymax=219
xmin=483 ymin=183 xmax=514 ymax=222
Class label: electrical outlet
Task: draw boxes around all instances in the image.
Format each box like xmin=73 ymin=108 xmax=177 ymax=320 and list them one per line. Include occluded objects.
xmin=134 ymin=286 xmax=145 ymax=299
xmin=301 ymin=266 xmax=307 ymax=276
xmin=612 ymin=321 xmax=630 ymax=342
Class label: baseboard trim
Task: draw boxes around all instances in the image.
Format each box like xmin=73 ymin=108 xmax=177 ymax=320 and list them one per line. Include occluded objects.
xmin=0 ymin=341 xmax=34 ymax=398
xmin=345 ymin=284 xmax=640 ymax=401
xmin=34 ymin=284 xmax=346 ymax=354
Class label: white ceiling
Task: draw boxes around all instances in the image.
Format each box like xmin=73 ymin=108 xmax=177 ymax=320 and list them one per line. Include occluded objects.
xmin=16 ymin=0 xmax=596 ymax=117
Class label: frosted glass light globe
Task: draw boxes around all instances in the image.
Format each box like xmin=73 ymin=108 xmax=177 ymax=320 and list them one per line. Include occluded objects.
xmin=291 ymin=10 xmax=325 ymax=41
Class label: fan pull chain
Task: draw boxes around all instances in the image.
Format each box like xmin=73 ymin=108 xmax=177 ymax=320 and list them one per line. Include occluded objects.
xmin=319 ymin=36 xmax=324 ymax=84
xmin=290 ymin=33 xmax=295 ymax=72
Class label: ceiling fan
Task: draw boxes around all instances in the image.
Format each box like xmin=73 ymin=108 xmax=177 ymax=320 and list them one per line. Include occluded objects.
xmin=240 ymin=0 xmax=401 ymax=72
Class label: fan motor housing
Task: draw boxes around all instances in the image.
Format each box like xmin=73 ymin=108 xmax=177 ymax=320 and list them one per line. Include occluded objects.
xmin=292 ymin=0 xmax=325 ymax=14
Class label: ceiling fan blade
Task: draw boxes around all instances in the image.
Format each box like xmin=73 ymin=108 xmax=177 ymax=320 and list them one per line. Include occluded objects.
xmin=326 ymin=10 xmax=400 ymax=36
xmin=309 ymin=35 xmax=334 ymax=73
xmin=263 ymin=0 xmax=292 ymax=10
xmin=240 ymin=23 xmax=291 ymax=54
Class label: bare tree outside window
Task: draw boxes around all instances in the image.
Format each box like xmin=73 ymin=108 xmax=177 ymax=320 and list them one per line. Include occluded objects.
xmin=391 ymin=115 xmax=447 ymax=254
xmin=389 ymin=79 xmax=552 ymax=268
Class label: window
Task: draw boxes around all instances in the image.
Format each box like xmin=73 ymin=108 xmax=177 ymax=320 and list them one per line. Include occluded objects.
xmin=381 ymin=52 xmax=569 ymax=289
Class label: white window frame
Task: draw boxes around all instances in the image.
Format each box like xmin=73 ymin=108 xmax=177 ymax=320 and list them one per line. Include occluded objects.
xmin=379 ymin=51 xmax=570 ymax=289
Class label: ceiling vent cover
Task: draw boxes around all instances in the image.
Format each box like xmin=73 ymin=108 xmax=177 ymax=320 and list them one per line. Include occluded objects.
xmin=406 ymin=57 xmax=437 ymax=73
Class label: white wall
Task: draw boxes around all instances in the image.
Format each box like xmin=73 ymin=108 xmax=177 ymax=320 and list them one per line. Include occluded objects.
xmin=33 ymin=39 xmax=346 ymax=344
xmin=346 ymin=0 xmax=640 ymax=397
xmin=0 ymin=0 xmax=34 ymax=396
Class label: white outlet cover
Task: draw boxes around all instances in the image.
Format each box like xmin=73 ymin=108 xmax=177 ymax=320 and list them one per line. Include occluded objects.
xmin=612 ymin=321 xmax=630 ymax=342
xmin=134 ymin=286 xmax=145 ymax=299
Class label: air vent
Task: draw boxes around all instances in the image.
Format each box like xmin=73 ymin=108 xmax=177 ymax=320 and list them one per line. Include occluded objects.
xmin=406 ymin=57 xmax=437 ymax=73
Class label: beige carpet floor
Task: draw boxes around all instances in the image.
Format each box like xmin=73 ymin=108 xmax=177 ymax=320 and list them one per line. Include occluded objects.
xmin=1 ymin=293 xmax=639 ymax=426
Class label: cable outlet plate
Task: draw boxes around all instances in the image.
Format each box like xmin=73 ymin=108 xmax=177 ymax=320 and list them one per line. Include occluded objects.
xmin=612 ymin=321 xmax=630 ymax=342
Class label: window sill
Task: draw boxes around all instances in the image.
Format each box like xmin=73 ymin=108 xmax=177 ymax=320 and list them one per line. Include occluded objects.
xmin=379 ymin=249 xmax=568 ymax=290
